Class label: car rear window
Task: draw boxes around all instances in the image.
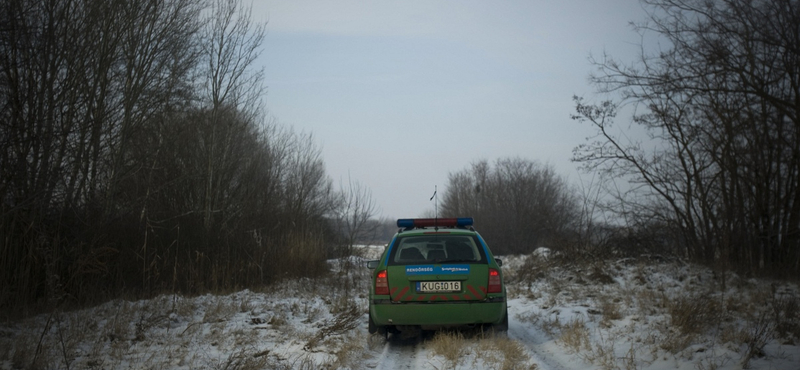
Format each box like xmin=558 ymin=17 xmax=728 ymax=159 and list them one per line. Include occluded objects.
xmin=387 ymin=234 xmax=487 ymax=266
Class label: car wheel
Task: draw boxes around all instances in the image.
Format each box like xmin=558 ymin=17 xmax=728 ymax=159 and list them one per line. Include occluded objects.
xmin=494 ymin=307 xmax=509 ymax=332
xmin=368 ymin=314 xmax=378 ymax=334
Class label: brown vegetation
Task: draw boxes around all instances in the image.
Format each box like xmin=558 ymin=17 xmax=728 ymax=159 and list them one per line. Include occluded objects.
xmin=440 ymin=158 xmax=579 ymax=255
xmin=0 ymin=0 xmax=378 ymax=317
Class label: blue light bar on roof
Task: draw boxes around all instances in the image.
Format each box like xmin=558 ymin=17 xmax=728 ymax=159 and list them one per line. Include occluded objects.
xmin=397 ymin=219 xmax=415 ymax=229
xmin=397 ymin=217 xmax=474 ymax=229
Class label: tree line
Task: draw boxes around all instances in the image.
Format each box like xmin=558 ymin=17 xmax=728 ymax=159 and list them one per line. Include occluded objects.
xmin=0 ymin=0 xmax=375 ymax=314
xmin=572 ymin=0 xmax=800 ymax=278
xmin=440 ymin=0 xmax=799 ymax=280
xmin=440 ymin=158 xmax=579 ymax=255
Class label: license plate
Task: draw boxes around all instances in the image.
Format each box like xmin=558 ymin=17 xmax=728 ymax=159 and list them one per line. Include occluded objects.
xmin=416 ymin=281 xmax=461 ymax=293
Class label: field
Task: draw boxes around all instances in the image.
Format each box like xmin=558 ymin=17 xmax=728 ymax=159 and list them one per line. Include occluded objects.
xmin=2 ymin=246 xmax=799 ymax=369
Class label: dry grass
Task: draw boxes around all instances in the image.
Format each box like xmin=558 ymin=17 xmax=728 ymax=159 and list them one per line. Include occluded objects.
xmin=517 ymin=256 xmax=800 ymax=370
xmin=286 ymin=353 xmax=321 ymax=370
xmin=632 ymin=285 xmax=664 ymax=317
xmin=597 ymin=293 xmax=623 ymax=327
xmin=648 ymin=290 xmax=722 ymax=354
xmin=427 ymin=330 xmax=536 ymax=370
xmin=2 ymin=308 xmax=111 ymax=370
xmin=9 ymin=330 xmax=39 ymax=369
xmin=4 ymin=254 xmax=798 ymax=370
xmin=209 ymin=347 xmax=268 ymax=370
xmin=737 ymin=310 xmax=774 ymax=368
xmin=327 ymin=331 xmax=365 ymax=369
xmin=540 ymin=312 xmax=563 ymax=337
xmin=587 ymin=263 xmax=616 ymax=285
xmin=559 ymin=316 xmax=591 ymax=353
xmin=696 ymin=354 xmax=730 ymax=370
xmin=474 ymin=335 xmax=535 ymax=370
xmin=304 ymin=300 xmax=361 ymax=351
xmin=769 ymin=291 xmax=800 ymax=343
xmin=1 ymin=290 xmax=351 ymax=370
xmin=665 ymin=293 xmax=721 ymax=340
xmin=513 ymin=253 xmax=549 ymax=284
xmin=519 ymin=257 xmax=798 ymax=368
xmin=202 ymin=296 xmax=237 ymax=323
xmin=620 ymin=342 xmax=646 ymax=370
xmin=428 ymin=331 xmax=467 ymax=368
xmin=586 ymin=331 xmax=618 ymax=370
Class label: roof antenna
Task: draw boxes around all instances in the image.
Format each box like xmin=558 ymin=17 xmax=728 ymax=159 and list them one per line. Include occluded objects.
xmin=430 ymin=185 xmax=438 ymax=230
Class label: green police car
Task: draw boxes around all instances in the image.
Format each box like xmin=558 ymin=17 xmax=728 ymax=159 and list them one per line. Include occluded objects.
xmin=367 ymin=218 xmax=508 ymax=335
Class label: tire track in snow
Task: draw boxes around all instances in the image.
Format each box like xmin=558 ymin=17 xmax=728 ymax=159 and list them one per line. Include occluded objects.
xmin=507 ymin=306 xmax=571 ymax=370
xmin=370 ymin=311 xmax=569 ymax=370
xmin=374 ymin=335 xmax=428 ymax=370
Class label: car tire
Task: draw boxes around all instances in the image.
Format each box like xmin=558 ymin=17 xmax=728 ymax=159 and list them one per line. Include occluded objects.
xmin=368 ymin=314 xmax=378 ymax=334
xmin=494 ymin=307 xmax=509 ymax=332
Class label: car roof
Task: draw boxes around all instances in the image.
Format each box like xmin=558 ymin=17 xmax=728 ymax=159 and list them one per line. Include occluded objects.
xmin=394 ymin=227 xmax=478 ymax=237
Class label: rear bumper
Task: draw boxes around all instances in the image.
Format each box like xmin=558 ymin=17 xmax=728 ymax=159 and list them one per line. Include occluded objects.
xmin=370 ymin=299 xmax=506 ymax=327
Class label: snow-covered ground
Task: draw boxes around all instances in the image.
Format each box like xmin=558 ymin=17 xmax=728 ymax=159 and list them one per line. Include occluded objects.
xmin=2 ymin=246 xmax=798 ymax=369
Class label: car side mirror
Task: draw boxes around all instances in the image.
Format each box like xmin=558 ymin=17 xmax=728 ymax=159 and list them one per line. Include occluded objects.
xmin=366 ymin=260 xmax=379 ymax=269
xmin=495 ymin=258 xmax=503 ymax=267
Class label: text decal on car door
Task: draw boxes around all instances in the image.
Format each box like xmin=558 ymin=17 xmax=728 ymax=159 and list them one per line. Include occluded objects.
xmin=406 ymin=265 xmax=470 ymax=275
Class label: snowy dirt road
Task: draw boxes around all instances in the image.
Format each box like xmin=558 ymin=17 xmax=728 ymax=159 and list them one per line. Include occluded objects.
xmin=374 ymin=337 xmax=429 ymax=370
xmin=506 ymin=306 xmax=572 ymax=370
xmin=367 ymin=305 xmax=574 ymax=370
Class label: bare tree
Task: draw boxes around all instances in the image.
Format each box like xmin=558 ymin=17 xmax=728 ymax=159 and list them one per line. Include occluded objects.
xmin=0 ymin=0 xmax=347 ymax=312
xmin=573 ymin=0 xmax=800 ymax=277
xmin=442 ymin=158 xmax=579 ymax=255
xmin=0 ymin=0 xmax=206 ymax=308
xmin=281 ymin=131 xmax=335 ymax=225
xmin=106 ymin=0 xmax=203 ymax=210
xmin=333 ymin=176 xmax=378 ymax=254
xmin=199 ymin=0 xmax=265 ymax=229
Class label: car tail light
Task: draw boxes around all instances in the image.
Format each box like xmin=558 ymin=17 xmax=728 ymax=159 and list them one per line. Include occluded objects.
xmin=488 ymin=268 xmax=502 ymax=293
xmin=375 ymin=270 xmax=389 ymax=295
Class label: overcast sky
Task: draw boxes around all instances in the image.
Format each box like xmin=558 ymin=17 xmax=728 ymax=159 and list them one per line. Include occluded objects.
xmin=251 ymin=0 xmax=650 ymax=219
